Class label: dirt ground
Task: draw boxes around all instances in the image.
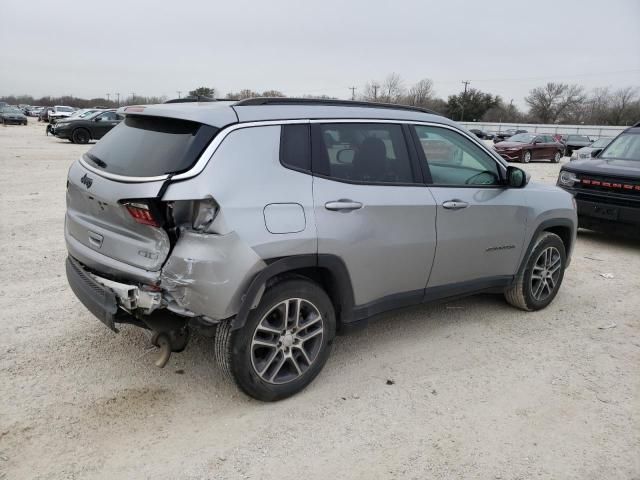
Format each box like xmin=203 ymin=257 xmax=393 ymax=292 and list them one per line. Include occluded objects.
xmin=1 ymin=119 xmax=639 ymax=480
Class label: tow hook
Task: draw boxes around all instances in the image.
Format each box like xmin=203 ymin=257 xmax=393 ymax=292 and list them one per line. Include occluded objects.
xmin=150 ymin=327 xmax=190 ymax=369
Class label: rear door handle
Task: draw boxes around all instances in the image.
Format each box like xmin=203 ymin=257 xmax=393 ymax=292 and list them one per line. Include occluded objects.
xmin=442 ymin=200 xmax=469 ymax=210
xmin=325 ymin=200 xmax=363 ymax=211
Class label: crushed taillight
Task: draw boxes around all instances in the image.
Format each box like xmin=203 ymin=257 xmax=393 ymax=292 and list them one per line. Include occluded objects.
xmin=123 ymin=202 xmax=161 ymax=227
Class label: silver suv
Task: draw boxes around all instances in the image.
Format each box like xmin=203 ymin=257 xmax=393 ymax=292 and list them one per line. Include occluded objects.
xmin=65 ymin=98 xmax=577 ymax=401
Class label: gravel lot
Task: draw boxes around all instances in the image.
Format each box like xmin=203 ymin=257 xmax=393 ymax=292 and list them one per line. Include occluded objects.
xmin=1 ymin=119 xmax=639 ymax=480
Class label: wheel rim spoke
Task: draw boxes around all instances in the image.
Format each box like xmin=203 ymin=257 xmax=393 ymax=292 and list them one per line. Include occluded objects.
xmin=251 ymin=297 xmax=324 ymax=385
xmin=530 ymin=246 xmax=562 ymax=301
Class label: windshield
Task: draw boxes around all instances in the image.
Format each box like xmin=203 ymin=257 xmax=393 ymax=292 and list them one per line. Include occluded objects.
xmin=508 ymin=133 xmax=535 ymax=143
xmin=85 ymin=115 xmax=218 ymax=177
xmin=2 ymin=108 xmax=23 ymax=115
xmin=599 ymin=133 xmax=640 ymax=161
xmin=591 ymin=138 xmax=612 ymax=148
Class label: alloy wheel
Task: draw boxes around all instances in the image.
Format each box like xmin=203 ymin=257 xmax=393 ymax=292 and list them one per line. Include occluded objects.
xmin=523 ymin=151 xmax=531 ymax=163
xmin=250 ymin=298 xmax=324 ymax=384
xmin=530 ymin=246 xmax=562 ymax=301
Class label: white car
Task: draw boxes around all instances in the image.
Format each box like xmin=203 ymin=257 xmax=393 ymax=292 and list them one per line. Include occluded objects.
xmin=48 ymin=105 xmax=76 ymax=122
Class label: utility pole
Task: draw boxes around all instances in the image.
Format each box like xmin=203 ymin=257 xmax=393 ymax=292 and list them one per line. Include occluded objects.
xmin=372 ymin=83 xmax=379 ymax=101
xmin=116 ymin=93 xmax=120 ymax=106
xmin=460 ymin=80 xmax=470 ymax=121
xmin=349 ymin=86 xmax=357 ymax=101
xmin=106 ymin=93 xmax=110 ymax=102
xmin=177 ymin=90 xmax=182 ymax=99
xmin=130 ymin=92 xmax=135 ymax=103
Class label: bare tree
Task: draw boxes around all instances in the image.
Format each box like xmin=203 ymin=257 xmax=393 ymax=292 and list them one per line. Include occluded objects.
xmin=379 ymin=73 xmax=404 ymax=103
xmin=609 ymin=86 xmax=638 ymax=125
xmin=405 ymin=79 xmax=434 ymax=107
xmin=525 ymin=82 xmax=586 ymax=123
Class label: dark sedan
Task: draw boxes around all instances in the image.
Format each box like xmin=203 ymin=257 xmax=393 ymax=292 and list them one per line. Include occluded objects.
xmin=494 ymin=133 xmax=564 ymax=163
xmin=559 ymin=134 xmax=592 ymax=156
xmin=0 ymin=107 xmax=28 ymax=125
xmin=493 ymin=128 xmax=527 ymax=143
xmin=468 ymin=128 xmax=494 ymax=140
xmin=53 ymin=110 xmax=124 ymax=144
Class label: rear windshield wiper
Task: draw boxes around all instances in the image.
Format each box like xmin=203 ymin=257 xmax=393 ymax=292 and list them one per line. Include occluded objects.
xmin=84 ymin=153 xmax=107 ymax=168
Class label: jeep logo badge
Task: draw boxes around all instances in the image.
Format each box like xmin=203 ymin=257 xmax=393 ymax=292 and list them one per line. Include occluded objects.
xmin=80 ymin=173 xmax=93 ymax=189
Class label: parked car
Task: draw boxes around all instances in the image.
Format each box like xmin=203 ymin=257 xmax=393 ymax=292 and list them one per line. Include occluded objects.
xmin=559 ymin=134 xmax=591 ymax=156
xmin=53 ymin=110 xmax=123 ymax=143
xmin=494 ymin=133 xmax=564 ymax=163
xmin=0 ymin=102 xmax=8 ymax=109
xmin=65 ymin=98 xmax=577 ymax=401
xmin=468 ymin=128 xmax=494 ymax=140
xmin=48 ymin=105 xmax=75 ymax=123
xmin=570 ymin=137 xmax=613 ymax=161
xmin=38 ymin=107 xmax=54 ymax=122
xmin=557 ymin=122 xmax=640 ymax=235
xmin=494 ymin=128 xmax=527 ymax=143
xmin=26 ymin=106 xmax=43 ymax=117
xmin=0 ymin=107 xmax=28 ymax=125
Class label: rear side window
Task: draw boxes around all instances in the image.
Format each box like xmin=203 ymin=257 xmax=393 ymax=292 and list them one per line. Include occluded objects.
xmin=84 ymin=115 xmax=218 ymax=177
xmin=312 ymin=123 xmax=415 ymax=184
xmin=280 ymin=124 xmax=311 ymax=172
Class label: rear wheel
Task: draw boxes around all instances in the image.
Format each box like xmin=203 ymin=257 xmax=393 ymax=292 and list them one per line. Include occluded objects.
xmin=505 ymin=232 xmax=566 ymax=311
xmin=72 ymin=128 xmax=90 ymax=144
xmin=552 ymin=151 xmax=561 ymax=163
xmin=215 ymin=278 xmax=336 ymax=401
xmin=522 ymin=150 xmax=532 ymax=163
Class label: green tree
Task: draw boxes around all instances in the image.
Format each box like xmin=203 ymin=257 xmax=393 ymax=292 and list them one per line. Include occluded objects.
xmin=188 ymin=87 xmax=216 ymax=98
xmin=446 ymin=88 xmax=499 ymax=121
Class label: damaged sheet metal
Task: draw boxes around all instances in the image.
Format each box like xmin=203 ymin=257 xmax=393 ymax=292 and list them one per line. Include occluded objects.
xmin=160 ymin=229 xmax=265 ymax=320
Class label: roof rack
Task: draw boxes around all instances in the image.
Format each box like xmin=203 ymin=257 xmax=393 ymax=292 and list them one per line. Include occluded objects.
xmin=234 ymin=97 xmax=441 ymax=116
xmin=164 ymin=96 xmax=216 ymax=104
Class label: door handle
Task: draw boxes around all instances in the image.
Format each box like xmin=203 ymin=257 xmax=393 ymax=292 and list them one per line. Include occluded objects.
xmin=442 ymin=200 xmax=469 ymax=210
xmin=325 ymin=200 xmax=363 ymax=211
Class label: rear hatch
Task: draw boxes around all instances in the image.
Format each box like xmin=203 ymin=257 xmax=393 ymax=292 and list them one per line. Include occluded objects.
xmin=66 ymin=114 xmax=218 ymax=272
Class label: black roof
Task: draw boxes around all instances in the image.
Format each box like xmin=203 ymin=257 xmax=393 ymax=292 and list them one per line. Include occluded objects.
xmin=234 ymin=97 xmax=441 ymax=116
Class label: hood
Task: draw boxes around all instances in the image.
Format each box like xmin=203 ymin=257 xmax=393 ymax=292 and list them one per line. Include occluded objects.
xmin=495 ymin=141 xmax=526 ymax=149
xmin=564 ymin=157 xmax=640 ymax=180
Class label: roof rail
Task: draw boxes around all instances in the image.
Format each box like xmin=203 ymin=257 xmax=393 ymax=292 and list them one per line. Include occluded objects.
xmin=164 ymin=96 xmax=216 ymax=104
xmin=633 ymin=121 xmax=640 ymax=127
xmin=234 ymin=97 xmax=441 ymax=116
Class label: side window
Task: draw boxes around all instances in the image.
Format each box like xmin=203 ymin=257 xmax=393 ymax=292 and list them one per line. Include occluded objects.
xmin=534 ymin=136 xmax=544 ymax=143
xmin=280 ymin=124 xmax=311 ymax=172
xmin=97 ymin=112 xmax=117 ymax=121
xmin=413 ymin=125 xmax=501 ymax=186
xmin=312 ymin=123 xmax=415 ymax=184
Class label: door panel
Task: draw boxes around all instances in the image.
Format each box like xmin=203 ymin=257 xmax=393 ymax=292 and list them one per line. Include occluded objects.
xmin=313 ymin=177 xmax=437 ymax=305
xmin=426 ymin=187 xmax=527 ymax=287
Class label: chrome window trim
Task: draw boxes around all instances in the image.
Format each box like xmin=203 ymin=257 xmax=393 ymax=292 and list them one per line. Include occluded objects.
xmin=77 ymin=117 xmax=504 ymax=183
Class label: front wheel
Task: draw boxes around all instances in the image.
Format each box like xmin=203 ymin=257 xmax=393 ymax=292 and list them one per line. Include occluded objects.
xmin=72 ymin=128 xmax=90 ymax=144
xmin=505 ymin=232 xmax=566 ymax=311
xmin=552 ymin=151 xmax=562 ymax=163
xmin=522 ymin=150 xmax=532 ymax=163
xmin=215 ymin=278 xmax=336 ymax=401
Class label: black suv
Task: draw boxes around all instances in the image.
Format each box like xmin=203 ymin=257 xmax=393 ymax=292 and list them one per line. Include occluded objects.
xmin=557 ymin=122 xmax=640 ymax=235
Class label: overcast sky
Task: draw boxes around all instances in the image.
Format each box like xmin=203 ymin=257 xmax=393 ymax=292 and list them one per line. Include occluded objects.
xmin=1 ymin=0 xmax=639 ymax=107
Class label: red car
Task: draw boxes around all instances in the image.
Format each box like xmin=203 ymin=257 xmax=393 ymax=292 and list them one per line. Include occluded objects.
xmin=494 ymin=133 xmax=564 ymax=163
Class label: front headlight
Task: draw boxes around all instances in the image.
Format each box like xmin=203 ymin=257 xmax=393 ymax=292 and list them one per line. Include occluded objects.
xmin=558 ymin=170 xmax=579 ymax=187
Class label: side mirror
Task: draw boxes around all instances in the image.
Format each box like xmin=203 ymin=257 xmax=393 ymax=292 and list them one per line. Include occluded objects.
xmin=506 ymin=166 xmax=528 ymax=188
xmin=590 ymin=148 xmax=602 ymax=158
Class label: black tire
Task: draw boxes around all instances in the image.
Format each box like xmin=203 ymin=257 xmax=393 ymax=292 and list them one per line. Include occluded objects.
xmin=72 ymin=128 xmax=90 ymax=144
xmin=551 ymin=150 xmax=562 ymax=163
xmin=504 ymin=232 xmax=566 ymax=311
xmin=215 ymin=278 xmax=336 ymax=401
xmin=522 ymin=150 xmax=532 ymax=163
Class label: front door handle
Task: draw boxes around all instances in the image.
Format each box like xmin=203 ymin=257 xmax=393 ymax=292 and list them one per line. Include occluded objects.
xmin=325 ymin=200 xmax=363 ymax=211
xmin=442 ymin=200 xmax=469 ymax=210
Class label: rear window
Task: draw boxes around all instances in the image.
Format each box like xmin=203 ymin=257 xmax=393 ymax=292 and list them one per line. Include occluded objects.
xmin=84 ymin=115 xmax=218 ymax=177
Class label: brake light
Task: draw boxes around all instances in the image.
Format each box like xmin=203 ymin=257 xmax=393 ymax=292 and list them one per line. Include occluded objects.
xmin=123 ymin=202 xmax=160 ymax=227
